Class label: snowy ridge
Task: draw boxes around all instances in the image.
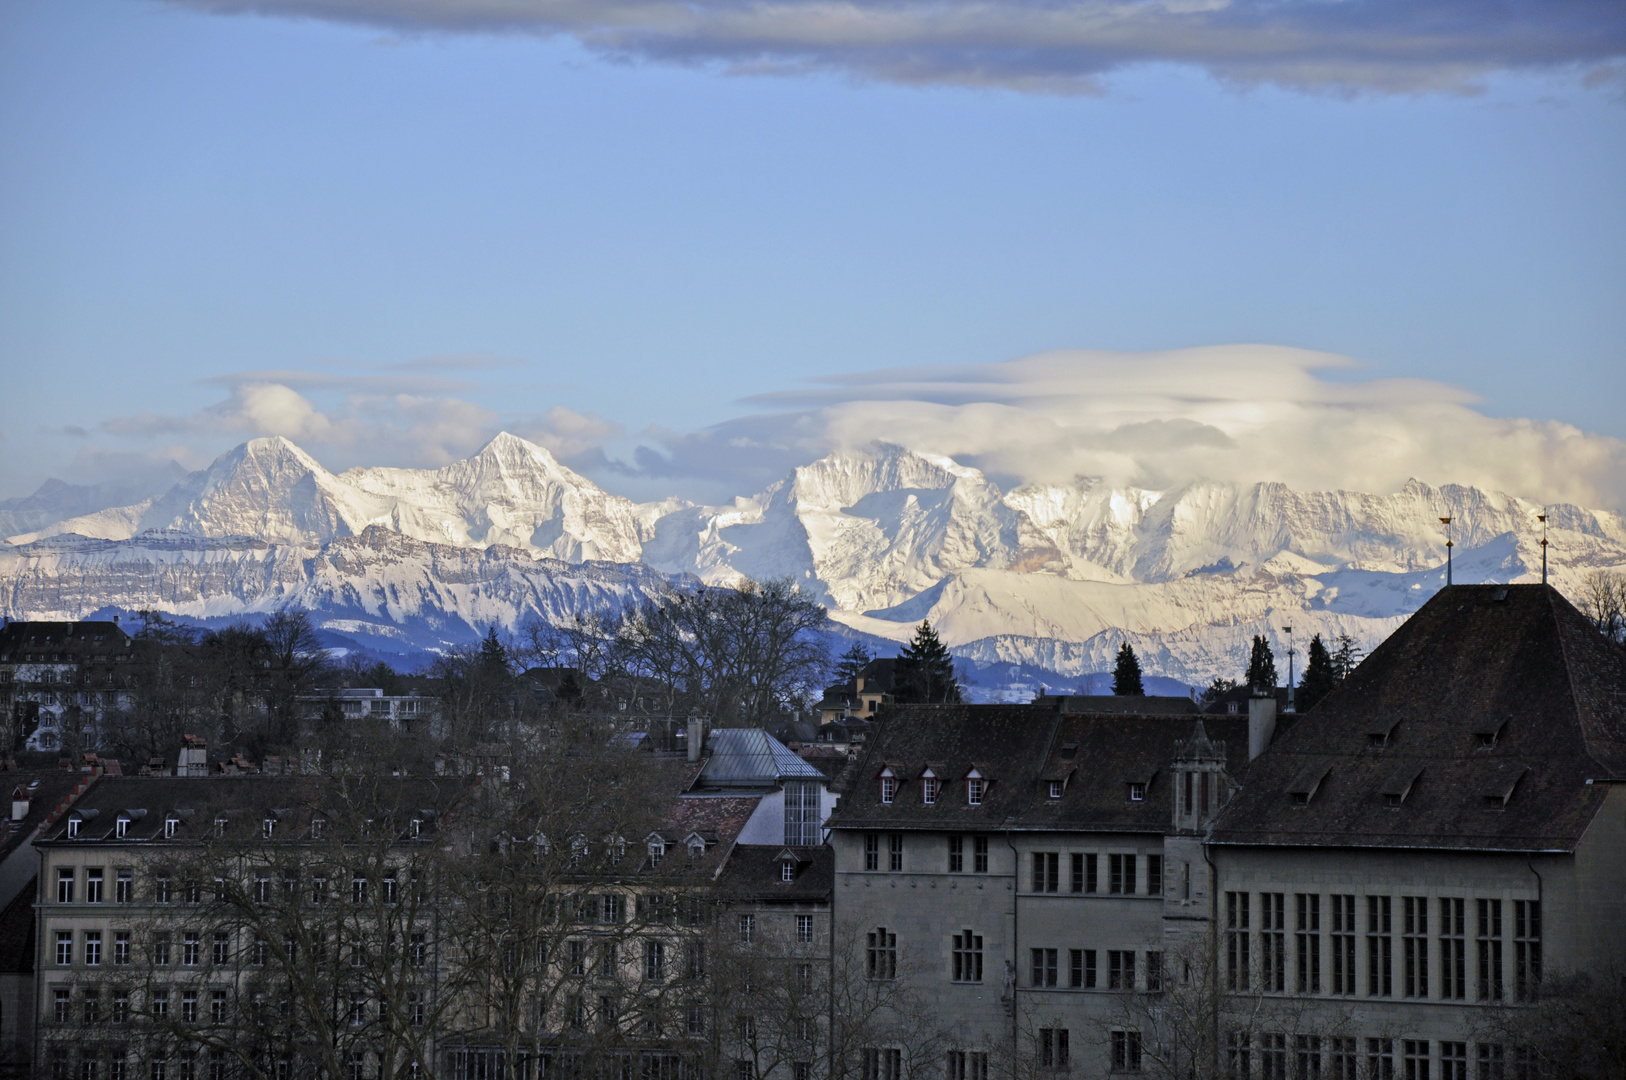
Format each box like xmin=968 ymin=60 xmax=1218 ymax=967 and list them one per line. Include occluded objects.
xmin=3 ymin=434 xmax=1624 ymax=680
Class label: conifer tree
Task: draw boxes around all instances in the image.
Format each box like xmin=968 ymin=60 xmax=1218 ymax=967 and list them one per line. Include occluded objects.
xmin=1112 ymin=642 xmax=1145 ymax=696
xmin=834 ymin=641 xmax=873 ymax=687
xmin=1245 ymin=634 xmax=1278 ymax=691
xmin=1330 ymin=633 xmax=1364 ymax=682
xmin=893 ymin=622 xmax=962 ymax=704
xmin=1295 ymin=633 xmax=1338 ymax=712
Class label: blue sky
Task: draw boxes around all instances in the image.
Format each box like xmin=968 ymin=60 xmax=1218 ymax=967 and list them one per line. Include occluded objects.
xmin=2 ymin=0 xmax=1624 ymax=507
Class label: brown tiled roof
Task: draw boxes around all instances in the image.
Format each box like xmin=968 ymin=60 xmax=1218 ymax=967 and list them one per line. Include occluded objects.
xmin=1211 ymin=584 xmax=1626 ymax=852
xmin=715 ymin=843 xmax=833 ymax=901
xmin=829 ymin=703 xmax=1250 ymax=833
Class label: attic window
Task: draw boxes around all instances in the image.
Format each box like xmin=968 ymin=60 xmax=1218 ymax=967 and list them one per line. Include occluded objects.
xmin=879 ymin=768 xmax=897 ymax=805
xmin=1127 ymin=783 xmax=1146 ymax=802
xmin=262 ymin=818 xmax=276 ymax=839
xmin=1367 ymin=721 xmax=1400 ymax=750
xmin=1227 ymin=702 xmax=1239 ymax=714
xmin=67 ymin=818 xmax=81 ymax=838
xmin=966 ymin=770 xmax=985 ymax=806
xmin=688 ymin=837 xmax=706 ymax=860
xmin=164 ymin=817 xmax=179 ymax=839
xmin=649 ymin=840 xmax=665 ymax=868
xmin=1483 ymin=768 xmax=1528 ymax=810
xmin=1287 ymin=764 xmax=1332 ymax=808
xmin=1048 ymin=781 xmax=1064 ymax=800
xmin=410 ymin=818 xmax=422 ymax=839
xmin=214 ymin=818 xmax=227 ymax=838
xmin=115 ymin=816 xmax=129 ymax=839
xmin=781 ymin=858 xmax=796 ymax=883
xmin=922 ymin=771 xmax=939 ymax=805
xmin=1060 ymin=743 xmax=1078 ymax=760
xmin=1473 ymin=720 xmax=1508 ymax=751
xmin=311 ymin=818 xmax=326 ymax=840
xmin=1380 ymin=765 xmax=1424 ymax=808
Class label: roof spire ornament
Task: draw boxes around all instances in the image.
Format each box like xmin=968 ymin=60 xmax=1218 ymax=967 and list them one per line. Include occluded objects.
xmin=1440 ymin=517 xmax=1454 ymax=586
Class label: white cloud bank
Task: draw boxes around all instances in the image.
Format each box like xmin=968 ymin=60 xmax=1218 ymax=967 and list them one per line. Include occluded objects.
xmin=176 ymin=0 xmax=1626 ymax=95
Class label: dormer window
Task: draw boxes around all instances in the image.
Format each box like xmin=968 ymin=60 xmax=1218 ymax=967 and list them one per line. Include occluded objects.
xmin=1381 ymin=765 xmax=1424 ymax=808
xmin=214 ymin=818 xmax=227 ymax=838
xmin=1048 ymin=781 xmax=1063 ymax=800
xmin=262 ymin=818 xmax=276 ymax=839
xmin=1128 ymin=783 xmax=1146 ymax=802
xmin=781 ymin=858 xmax=796 ymax=883
xmin=1473 ymin=720 xmax=1507 ymax=750
xmin=1287 ymin=764 xmax=1332 ymax=808
xmin=410 ymin=818 xmax=422 ymax=839
xmin=164 ymin=817 xmax=179 ymax=839
xmin=311 ymin=818 xmax=326 ymax=840
xmin=966 ymin=770 xmax=985 ymax=806
xmin=879 ymin=768 xmax=897 ymax=805
xmin=67 ymin=818 xmax=81 ymax=838
xmin=115 ymin=816 xmax=129 ymax=839
xmin=1366 ymin=721 xmax=1400 ymax=750
xmin=688 ymin=838 xmax=706 ymax=861
xmin=921 ymin=770 xmax=939 ymax=805
xmin=649 ymin=841 xmax=665 ymax=868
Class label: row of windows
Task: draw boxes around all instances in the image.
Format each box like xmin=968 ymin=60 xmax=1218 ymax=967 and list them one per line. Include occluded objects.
xmin=876 ymin=768 xmax=984 ymax=806
xmin=1223 ymin=893 xmax=1540 ymax=1002
xmin=1224 ymin=1035 xmax=1537 ymax=1080
xmin=48 ymin=985 xmax=427 ymax=1029
xmin=52 ymin=866 xmax=415 ymax=904
xmin=53 ymin=928 xmax=431 ymax=968
xmin=1030 ymin=851 xmax=1163 ymax=896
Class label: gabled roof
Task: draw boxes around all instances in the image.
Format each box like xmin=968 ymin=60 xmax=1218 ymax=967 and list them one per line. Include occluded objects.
xmin=696 ymin=728 xmax=828 ymax=788
xmin=1211 ymin=584 xmax=1626 ymax=852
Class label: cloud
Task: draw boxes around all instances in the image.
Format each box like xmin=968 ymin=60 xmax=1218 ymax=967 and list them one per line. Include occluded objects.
xmin=758 ymin=345 xmax=1626 ymax=509
xmin=512 ymin=406 xmax=625 ymax=460
xmin=172 ymin=0 xmax=1626 ymax=95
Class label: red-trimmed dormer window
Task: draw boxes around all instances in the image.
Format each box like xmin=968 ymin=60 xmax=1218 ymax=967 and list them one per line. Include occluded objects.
xmin=922 ymin=770 xmax=939 ymax=805
xmin=879 ymin=768 xmax=897 ymax=805
xmin=966 ymin=769 xmax=985 ymax=806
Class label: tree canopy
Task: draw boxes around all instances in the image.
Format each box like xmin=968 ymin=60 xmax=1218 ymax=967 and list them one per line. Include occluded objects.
xmin=1295 ymin=633 xmax=1338 ymax=712
xmin=1112 ymin=642 xmax=1145 ymax=696
xmin=1245 ymin=634 xmax=1278 ymax=691
xmin=893 ymin=622 xmax=962 ymax=704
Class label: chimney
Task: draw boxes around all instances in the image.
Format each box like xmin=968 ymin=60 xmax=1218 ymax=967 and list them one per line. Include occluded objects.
xmin=686 ymin=717 xmax=704 ymax=763
xmin=1248 ymin=690 xmax=1278 ymax=761
xmin=11 ymin=786 xmax=29 ymax=822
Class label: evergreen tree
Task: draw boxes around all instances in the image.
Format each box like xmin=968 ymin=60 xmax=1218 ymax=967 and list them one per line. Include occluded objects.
xmin=479 ymin=626 xmax=511 ymax=677
xmin=893 ymin=622 xmax=962 ymax=704
xmin=1296 ymin=633 xmax=1338 ymax=712
xmin=1245 ymin=634 xmax=1278 ymax=691
xmin=1112 ymin=642 xmax=1145 ymax=696
xmin=1201 ymin=676 xmax=1236 ymax=707
xmin=1330 ymin=633 xmax=1364 ymax=682
xmin=834 ymin=641 xmax=873 ymax=687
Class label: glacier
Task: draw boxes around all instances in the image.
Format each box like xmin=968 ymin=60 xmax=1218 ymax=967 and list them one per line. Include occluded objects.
xmin=4 ymin=433 xmax=1624 ymax=688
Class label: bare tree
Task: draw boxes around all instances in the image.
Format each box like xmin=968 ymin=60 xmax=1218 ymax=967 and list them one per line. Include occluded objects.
xmin=1476 ymin=966 xmax=1626 ymax=1080
xmin=1578 ymin=570 xmax=1626 ymax=645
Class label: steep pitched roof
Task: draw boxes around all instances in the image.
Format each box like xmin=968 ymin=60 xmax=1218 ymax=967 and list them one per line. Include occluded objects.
xmin=715 ymin=843 xmax=834 ymax=901
xmin=697 ymin=728 xmax=827 ymax=788
xmin=1211 ymin=584 xmax=1626 ymax=852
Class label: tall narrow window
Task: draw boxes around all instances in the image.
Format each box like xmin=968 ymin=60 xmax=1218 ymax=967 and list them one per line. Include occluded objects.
xmin=1330 ymin=895 xmax=1356 ymax=995
xmin=1477 ymin=898 xmax=1504 ymax=1002
xmin=948 ymin=835 xmax=964 ymax=873
xmin=1440 ymin=898 xmax=1466 ymax=1000
xmin=866 ymin=928 xmax=896 ymax=980
xmin=952 ymin=930 xmax=982 ymax=983
xmin=1260 ymin=893 xmax=1285 ymax=992
xmin=1514 ymin=900 xmax=1541 ymax=1001
xmin=888 ymin=834 xmax=903 ymax=873
xmin=1401 ymin=1040 xmax=1429 ymax=1080
xmin=1040 ymin=1029 xmax=1070 ymax=1070
xmin=1403 ymin=897 xmax=1429 ymax=999
xmin=56 ymin=868 xmax=74 ymax=904
xmin=864 ymin=834 xmax=879 ymax=872
xmin=784 ymin=782 xmax=820 ymax=846
xmin=1147 ymin=855 xmax=1163 ymax=896
xmin=879 ymin=770 xmax=897 ymax=804
xmin=85 ymin=869 xmax=104 ymax=904
xmin=1032 ymin=852 xmax=1058 ymax=893
xmin=973 ymin=836 xmax=988 ymax=873
xmin=966 ymin=771 xmax=985 ymax=806
xmin=1070 ymin=853 xmax=1085 ymax=893
xmin=1109 ymin=854 xmax=1137 ymax=895
xmin=922 ymin=773 xmax=940 ymax=805
xmin=115 ymin=869 xmax=132 ymax=904
xmin=1085 ymin=853 xmax=1098 ymax=893
xmin=1226 ymin=892 xmax=1250 ymax=991
xmin=1367 ymin=896 xmax=1392 ymax=997
xmin=1296 ymin=893 xmax=1321 ymax=994
xmin=1031 ymin=948 xmax=1058 ymax=987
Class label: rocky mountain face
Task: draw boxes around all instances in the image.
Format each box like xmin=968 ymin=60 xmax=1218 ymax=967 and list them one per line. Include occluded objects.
xmin=5 ymin=434 xmax=1624 ymax=686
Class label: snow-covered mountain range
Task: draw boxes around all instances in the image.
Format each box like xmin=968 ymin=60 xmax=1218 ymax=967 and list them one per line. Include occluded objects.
xmin=5 ymin=433 xmax=1624 ymax=690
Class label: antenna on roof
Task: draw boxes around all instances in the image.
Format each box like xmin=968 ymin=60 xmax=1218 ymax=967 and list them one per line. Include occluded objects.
xmin=1439 ymin=517 xmax=1454 ymax=586
xmin=1537 ymin=511 xmax=1548 ymax=585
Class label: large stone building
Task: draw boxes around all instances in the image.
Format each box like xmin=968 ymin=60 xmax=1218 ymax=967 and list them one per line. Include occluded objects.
xmin=0 ymin=621 xmax=140 ymax=754
xmin=1208 ymin=583 xmax=1626 ymax=1078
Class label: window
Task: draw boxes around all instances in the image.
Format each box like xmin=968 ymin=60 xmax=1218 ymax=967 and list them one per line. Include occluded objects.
xmin=213 ymin=931 xmax=229 ymax=965
xmin=946 ymin=1051 xmax=988 ymax=1080
xmin=600 ymin=894 xmax=625 ymax=924
xmin=973 ymin=836 xmax=989 ymax=873
xmin=1040 ymin=1029 xmax=1070 ymax=1070
xmin=738 ymin=914 xmax=755 ymax=944
xmin=1128 ymin=783 xmax=1146 ymax=802
xmin=1031 ymin=947 xmax=1058 ymax=987
xmin=1478 ymin=898 xmax=1504 ymax=1002
xmin=1476 ymin=1044 xmax=1505 ymax=1080
xmin=1079 ymin=949 xmax=1098 ymax=988
xmin=797 ymin=914 xmax=814 ymax=943
xmin=253 ymin=938 xmax=268 ymax=966
xmin=948 ymin=836 xmax=964 ymax=873
xmin=1441 ymin=898 xmax=1467 ymax=999
xmin=352 ymin=873 xmax=368 ymax=906
xmin=1032 ymin=852 xmax=1058 ymax=893
xmin=164 ymin=817 xmax=178 ymax=839
xmin=183 ymin=932 xmax=200 ymax=966
xmin=1048 ymin=781 xmax=1063 ymax=799
xmin=686 ymin=1004 xmax=705 ymax=1035
xmin=1295 ymin=1036 xmax=1322 ymax=1080
xmin=966 ymin=772 xmax=985 ymax=805
xmin=737 ymin=1014 xmax=756 ymax=1041
xmin=953 ymin=930 xmax=983 ymax=982
xmin=349 ymin=994 xmax=366 ymax=1027
xmin=152 ymin=990 xmax=168 ymax=1018
xmin=1260 ymin=1034 xmax=1288 ymax=1080
xmin=410 ymin=933 xmax=427 ymax=967
xmin=116 ymin=816 xmax=129 ymax=838
xmin=864 ymin=834 xmax=879 ymax=872
xmin=154 ymin=874 xmax=172 ymax=904
xmin=211 ymin=991 xmax=227 ymax=1024
xmin=1228 ymin=1033 xmax=1253 ymax=1080
xmin=888 ymin=834 xmax=903 ymax=872
xmin=311 ymin=875 xmax=327 ymax=905
xmin=1403 ymin=897 xmax=1429 ymax=998
xmin=1082 ymin=852 xmax=1098 ymax=893
xmin=68 ymin=818 xmax=81 ymax=838
xmin=1440 ymin=1042 xmax=1467 ymax=1080
xmin=115 ymin=870 xmax=132 ymax=904
xmin=1109 ymin=853 xmax=1136 ymax=895
xmin=84 ymin=931 xmax=101 ymax=966
xmin=1260 ymin=892 xmax=1285 ymax=992
xmin=114 ymin=931 xmax=130 ymax=965
xmin=181 ymin=991 xmax=198 ymax=1024
xmin=862 ymin=1049 xmax=901 ymax=1080
xmin=644 ymin=940 xmax=666 ymax=981
xmin=785 ymin=781 xmax=820 ymax=846
xmin=1146 ymin=951 xmax=1163 ymax=992
xmin=1296 ymin=894 xmax=1321 ymax=994
xmin=1367 ymin=896 xmax=1393 ymax=997
xmin=866 ymin=927 xmax=896 ymax=979
xmin=1514 ymin=900 xmax=1541 ymax=1001
xmin=86 ymin=869 xmax=103 ymax=903
xmin=923 ymin=775 xmax=940 ymax=804
xmin=1070 ymin=853 xmax=1085 ymax=893
xmin=56 ymin=930 xmax=72 ymax=965
xmin=57 ymin=868 xmax=74 ymax=904
xmin=569 ymin=939 xmax=586 ymax=976
xmin=54 ymin=987 xmax=71 ymax=1022
xmin=1108 ymin=950 xmax=1135 ymax=990
xmin=1226 ymin=892 xmax=1250 ymax=990
xmin=408 ymin=991 xmax=425 ymax=1027
xmin=1331 ymin=895 xmax=1356 ymax=995
xmin=153 ymin=932 xmax=171 ymax=966
xmin=1147 ymin=855 xmax=1163 ymax=895
xmin=112 ymin=992 xmax=129 ymax=1024
xmin=1402 ymin=1041 xmax=1429 ymax=1080
xmin=781 ymin=859 xmax=796 ymax=882
xmin=879 ymin=770 xmax=897 ymax=804
xmin=1111 ymin=1030 xmax=1141 ymax=1072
